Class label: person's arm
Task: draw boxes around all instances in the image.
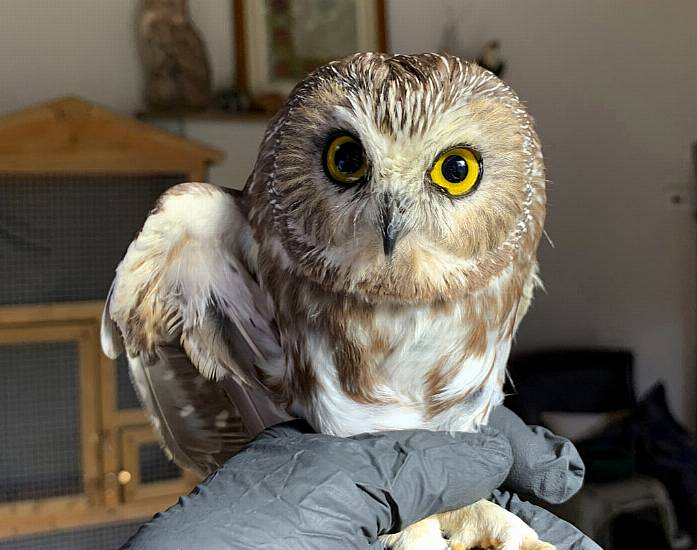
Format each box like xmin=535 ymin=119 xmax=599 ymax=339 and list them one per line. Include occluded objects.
xmin=122 ymin=419 xmax=512 ymax=549
xmin=121 ymin=409 xmax=599 ymax=550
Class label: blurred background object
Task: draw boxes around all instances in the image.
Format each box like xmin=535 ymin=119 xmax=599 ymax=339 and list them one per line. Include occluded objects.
xmin=234 ymin=0 xmax=386 ymax=97
xmin=477 ymin=40 xmax=505 ymax=77
xmin=440 ymin=17 xmax=506 ymax=78
xmin=138 ymin=0 xmax=212 ymax=111
xmin=507 ymin=349 xmax=697 ymax=550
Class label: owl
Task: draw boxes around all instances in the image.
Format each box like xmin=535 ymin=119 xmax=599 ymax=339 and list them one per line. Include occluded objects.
xmin=138 ymin=0 xmax=211 ymax=111
xmin=102 ymin=53 xmax=549 ymax=549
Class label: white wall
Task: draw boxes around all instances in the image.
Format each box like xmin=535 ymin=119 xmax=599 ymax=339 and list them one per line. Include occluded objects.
xmin=1 ymin=0 xmax=695 ymax=425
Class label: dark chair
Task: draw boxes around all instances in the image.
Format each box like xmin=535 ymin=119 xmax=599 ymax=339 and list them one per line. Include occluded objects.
xmin=506 ymin=349 xmax=682 ymax=550
xmin=506 ymin=349 xmax=636 ymax=425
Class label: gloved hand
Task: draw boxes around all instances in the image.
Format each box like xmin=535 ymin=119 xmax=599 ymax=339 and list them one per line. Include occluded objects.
xmin=121 ymin=407 xmax=600 ymax=550
xmin=489 ymin=406 xmax=599 ymax=550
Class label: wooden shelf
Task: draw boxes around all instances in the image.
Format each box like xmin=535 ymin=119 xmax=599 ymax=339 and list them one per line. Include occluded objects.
xmin=137 ymin=110 xmax=271 ymax=123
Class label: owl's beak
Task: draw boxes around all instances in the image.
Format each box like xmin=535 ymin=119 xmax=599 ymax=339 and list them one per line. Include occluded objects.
xmin=380 ymin=195 xmax=403 ymax=257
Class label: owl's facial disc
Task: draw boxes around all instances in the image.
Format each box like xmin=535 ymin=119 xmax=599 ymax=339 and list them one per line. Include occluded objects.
xmin=252 ymin=53 xmax=545 ymax=302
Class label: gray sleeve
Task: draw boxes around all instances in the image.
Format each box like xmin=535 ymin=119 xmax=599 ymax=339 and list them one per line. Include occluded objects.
xmin=121 ymin=421 xmax=514 ymax=550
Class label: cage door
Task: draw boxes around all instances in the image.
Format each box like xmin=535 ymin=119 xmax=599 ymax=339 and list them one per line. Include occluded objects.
xmin=118 ymin=425 xmax=196 ymax=504
xmin=0 ymin=322 xmax=101 ymax=533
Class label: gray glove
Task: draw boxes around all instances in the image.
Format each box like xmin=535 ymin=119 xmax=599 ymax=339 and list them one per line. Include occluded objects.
xmin=491 ymin=405 xmax=586 ymax=504
xmin=489 ymin=406 xmax=600 ymax=550
xmin=121 ymin=408 xmax=599 ymax=550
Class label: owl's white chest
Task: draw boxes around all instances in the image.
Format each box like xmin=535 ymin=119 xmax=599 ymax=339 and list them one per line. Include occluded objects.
xmin=288 ymin=300 xmax=512 ymax=437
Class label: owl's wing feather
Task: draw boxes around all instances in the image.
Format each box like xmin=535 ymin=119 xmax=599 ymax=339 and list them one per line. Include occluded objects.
xmin=127 ymin=347 xmax=247 ymax=477
xmin=101 ymin=182 xmax=288 ymax=476
xmin=100 ymin=283 xmax=124 ymax=359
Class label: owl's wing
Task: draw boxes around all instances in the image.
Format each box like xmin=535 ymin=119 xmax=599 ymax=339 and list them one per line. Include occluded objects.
xmin=101 ymin=182 xmax=289 ymax=477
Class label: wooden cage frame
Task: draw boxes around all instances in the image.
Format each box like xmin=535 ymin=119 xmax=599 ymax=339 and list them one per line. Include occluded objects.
xmin=0 ymin=98 xmax=221 ymax=539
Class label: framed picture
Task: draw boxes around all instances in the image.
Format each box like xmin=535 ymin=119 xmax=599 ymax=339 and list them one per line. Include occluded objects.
xmin=234 ymin=0 xmax=387 ymax=97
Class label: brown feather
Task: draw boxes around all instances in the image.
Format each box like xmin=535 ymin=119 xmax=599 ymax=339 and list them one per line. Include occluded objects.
xmin=128 ymin=343 xmax=248 ymax=477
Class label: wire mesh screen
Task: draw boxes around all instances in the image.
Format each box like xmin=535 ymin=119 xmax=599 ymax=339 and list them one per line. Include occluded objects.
xmin=0 ymin=342 xmax=82 ymax=502
xmin=138 ymin=442 xmax=182 ymax=484
xmin=0 ymin=173 xmax=185 ymax=306
xmin=116 ymin=355 xmax=141 ymax=410
xmin=0 ymin=520 xmax=142 ymax=550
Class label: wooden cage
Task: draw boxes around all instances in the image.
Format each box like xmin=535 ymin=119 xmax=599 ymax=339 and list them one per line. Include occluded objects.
xmin=0 ymin=98 xmax=240 ymax=547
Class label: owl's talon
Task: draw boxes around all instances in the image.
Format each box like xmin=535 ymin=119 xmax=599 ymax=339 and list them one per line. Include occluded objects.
xmin=439 ymin=500 xmax=556 ymax=550
xmin=523 ymin=542 xmax=556 ymax=550
xmin=380 ymin=516 xmax=449 ymax=550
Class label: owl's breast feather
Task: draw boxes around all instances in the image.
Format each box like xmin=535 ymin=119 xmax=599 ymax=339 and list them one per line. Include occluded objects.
xmin=279 ymin=277 xmax=521 ymax=437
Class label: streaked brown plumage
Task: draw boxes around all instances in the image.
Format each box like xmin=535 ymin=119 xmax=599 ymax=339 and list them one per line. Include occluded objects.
xmin=102 ymin=53 xmax=549 ymax=549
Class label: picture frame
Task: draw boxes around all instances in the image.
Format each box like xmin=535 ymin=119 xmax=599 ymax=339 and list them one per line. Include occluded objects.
xmin=233 ymin=0 xmax=387 ymax=97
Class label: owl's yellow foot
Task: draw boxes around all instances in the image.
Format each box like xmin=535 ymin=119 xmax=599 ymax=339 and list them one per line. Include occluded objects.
xmin=440 ymin=500 xmax=556 ymax=550
xmin=380 ymin=516 xmax=449 ymax=550
xmin=382 ymin=500 xmax=555 ymax=550
xmin=381 ymin=500 xmax=555 ymax=550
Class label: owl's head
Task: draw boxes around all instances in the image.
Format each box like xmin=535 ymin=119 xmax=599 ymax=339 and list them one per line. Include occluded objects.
xmin=248 ymin=53 xmax=545 ymax=303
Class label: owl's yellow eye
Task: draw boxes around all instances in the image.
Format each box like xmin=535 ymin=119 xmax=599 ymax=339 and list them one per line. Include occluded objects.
xmin=429 ymin=147 xmax=482 ymax=196
xmin=324 ymin=134 xmax=368 ymax=186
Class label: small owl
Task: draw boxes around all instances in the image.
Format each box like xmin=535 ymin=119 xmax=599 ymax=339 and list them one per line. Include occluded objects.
xmin=102 ymin=53 xmax=548 ymax=549
xmin=138 ymin=0 xmax=211 ymax=111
